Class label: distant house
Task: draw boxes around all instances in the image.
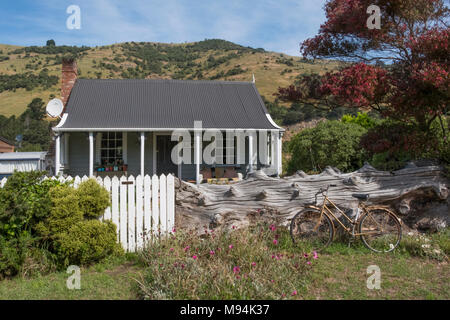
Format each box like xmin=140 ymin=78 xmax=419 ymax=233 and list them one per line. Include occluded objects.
xmin=0 ymin=152 xmax=47 ymax=179
xmin=0 ymin=136 xmax=15 ymax=153
xmin=52 ymin=59 xmax=284 ymax=184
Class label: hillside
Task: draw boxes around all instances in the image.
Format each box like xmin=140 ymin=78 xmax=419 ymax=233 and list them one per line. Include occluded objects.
xmin=0 ymin=39 xmax=341 ymax=117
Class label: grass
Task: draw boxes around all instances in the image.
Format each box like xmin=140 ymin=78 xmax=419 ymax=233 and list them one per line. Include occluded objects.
xmin=0 ymin=226 xmax=448 ymax=300
xmin=0 ymin=254 xmax=141 ymax=300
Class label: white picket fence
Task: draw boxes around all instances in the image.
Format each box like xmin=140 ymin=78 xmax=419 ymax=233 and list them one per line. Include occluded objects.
xmin=0 ymin=174 xmax=176 ymax=253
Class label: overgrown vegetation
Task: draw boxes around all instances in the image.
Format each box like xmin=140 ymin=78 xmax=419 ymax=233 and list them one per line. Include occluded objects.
xmin=0 ymin=172 xmax=122 ymax=279
xmin=286 ymin=113 xmax=449 ymax=174
xmin=137 ymin=223 xmax=313 ymax=299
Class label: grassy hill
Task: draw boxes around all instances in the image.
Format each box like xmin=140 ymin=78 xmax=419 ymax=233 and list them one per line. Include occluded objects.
xmin=0 ymin=40 xmax=341 ymax=117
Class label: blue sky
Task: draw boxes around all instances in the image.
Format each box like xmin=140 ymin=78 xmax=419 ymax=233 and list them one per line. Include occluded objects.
xmin=0 ymin=0 xmax=327 ymax=56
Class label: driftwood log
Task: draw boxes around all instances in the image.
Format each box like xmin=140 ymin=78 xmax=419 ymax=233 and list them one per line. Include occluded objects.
xmin=175 ymin=163 xmax=449 ymax=233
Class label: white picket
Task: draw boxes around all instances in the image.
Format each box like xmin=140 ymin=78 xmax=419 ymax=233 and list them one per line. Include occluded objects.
xmin=143 ymin=175 xmax=152 ymax=244
xmin=103 ymin=176 xmax=112 ymax=221
xmin=111 ymin=176 xmax=120 ymax=241
xmin=159 ymin=174 xmax=167 ymax=234
xmin=73 ymin=176 xmax=81 ymax=188
xmin=1 ymin=173 xmax=176 ymax=252
xmin=127 ymin=175 xmax=136 ymax=252
xmin=119 ymin=175 xmax=128 ymax=252
xmin=151 ymin=175 xmax=159 ymax=238
xmin=135 ymin=175 xmax=144 ymax=249
xmin=167 ymin=174 xmax=175 ymax=233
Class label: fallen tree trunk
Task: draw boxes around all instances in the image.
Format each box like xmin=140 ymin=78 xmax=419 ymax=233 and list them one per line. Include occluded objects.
xmin=175 ymin=163 xmax=449 ymax=233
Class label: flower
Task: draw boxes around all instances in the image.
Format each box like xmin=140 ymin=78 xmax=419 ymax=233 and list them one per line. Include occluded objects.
xmin=169 ymin=247 xmax=174 ymax=252
xmin=232 ymin=225 xmax=236 ymax=229
xmin=251 ymin=262 xmax=256 ymax=267
xmin=184 ymin=246 xmax=190 ymax=252
xmin=192 ymin=255 xmax=198 ymax=260
xmin=273 ymin=239 xmax=278 ymax=245
xmin=313 ymin=251 xmax=318 ymax=259
xmin=291 ymin=290 xmax=297 ymax=296
xmin=307 ymin=261 xmax=311 ymax=265
xmin=233 ymin=266 xmax=240 ymax=274
xmin=209 ymin=250 xmax=215 ymax=255
xmin=269 ymin=224 xmax=276 ymax=232
xmin=228 ymin=245 xmax=234 ymax=249
xmin=172 ymin=227 xmax=176 ymax=233
xmin=303 ymin=253 xmax=308 ymax=258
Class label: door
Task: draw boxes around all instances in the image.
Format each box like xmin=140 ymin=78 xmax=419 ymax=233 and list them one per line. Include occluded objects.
xmin=156 ymin=135 xmax=178 ymax=176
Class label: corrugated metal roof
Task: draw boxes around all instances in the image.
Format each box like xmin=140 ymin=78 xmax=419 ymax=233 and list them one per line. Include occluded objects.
xmin=0 ymin=152 xmax=47 ymax=161
xmin=56 ymin=79 xmax=280 ymax=130
xmin=0 ymin=136 xmax=14 ymax=146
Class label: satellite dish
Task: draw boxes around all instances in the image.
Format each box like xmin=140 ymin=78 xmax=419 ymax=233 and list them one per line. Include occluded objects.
xmin=46 ymin=98 xmax=64 ymax=118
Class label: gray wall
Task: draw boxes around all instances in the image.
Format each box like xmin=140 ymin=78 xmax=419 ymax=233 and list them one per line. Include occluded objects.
xmin=67 ymin=132 xmax=89 ymax=176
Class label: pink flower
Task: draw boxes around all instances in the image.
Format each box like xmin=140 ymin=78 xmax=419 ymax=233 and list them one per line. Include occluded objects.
xmin=172 ymin=227 xmax=176 ymax=233
xmin=313 ymin=251 xmax=318 ymax=259
xmin=233 ymin=266 xmax=240 ymax=274
xmin=192 ymin=255 xmax=198 ymax=260
xmin=306 ymin=261 xmax=311 ymax=265
xmin=209 ymin=250 xmax=215 ymax=255
xmin=273 ymin=239 xmax=278 ymax=245
xmin=228 ymin=245 xmax=233 ymax=249
xmin=181 ymin=264 xmax=185 ymax=269
xmin=269 ymin=224 xmax=276 ymax=232
xmin=251 ymin=262 xmax=256 ymax=267
xmin=291 ymin=290 xmax=297 ymax=296
xmin=169 ymin=248 xmax=174 ymax=252
xmin=184 ymin=246 xmax=190 ymax=252
xmin=232 ymin=225 xmax=236 ymax=229
xmin=303 ymin=253 xmax=308 ymax=258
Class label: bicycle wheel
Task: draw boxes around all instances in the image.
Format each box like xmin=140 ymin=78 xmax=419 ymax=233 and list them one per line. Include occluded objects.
xmin=359 ymin=207 xmax=402 ymax=253
xmin=290 ymin=208 xmax=334 ymax=251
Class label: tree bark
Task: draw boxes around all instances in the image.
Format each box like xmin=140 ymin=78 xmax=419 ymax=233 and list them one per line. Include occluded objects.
xmin=175 ymin=163 xmax=449 ymax=233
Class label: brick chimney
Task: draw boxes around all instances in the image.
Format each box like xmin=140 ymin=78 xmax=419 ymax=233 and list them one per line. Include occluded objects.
xmin=61 ymin=58 xmax=78 ymax=108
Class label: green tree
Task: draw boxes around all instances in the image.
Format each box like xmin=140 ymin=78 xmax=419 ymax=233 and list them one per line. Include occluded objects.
xmin=46 ymin=39 xmax=56 ymax=47
xmin=287 ymin=121 xmax=368 ymax=174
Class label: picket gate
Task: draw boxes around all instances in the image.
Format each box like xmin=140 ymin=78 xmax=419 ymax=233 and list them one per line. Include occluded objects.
xmin=0 ymin=174 xmax=176 ymax=252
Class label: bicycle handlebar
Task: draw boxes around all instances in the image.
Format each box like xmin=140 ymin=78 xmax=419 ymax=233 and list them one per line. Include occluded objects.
xmin=314 ymin=184 xmax=337 ymax=204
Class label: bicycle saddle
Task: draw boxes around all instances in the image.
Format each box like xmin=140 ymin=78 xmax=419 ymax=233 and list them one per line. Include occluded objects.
xmin=352 ymin=193 xmax=370 ymax=201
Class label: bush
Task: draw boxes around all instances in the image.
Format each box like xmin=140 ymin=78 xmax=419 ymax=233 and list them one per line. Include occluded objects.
xmin=0 ymin=171 xmax=61 ymax=240
xmin=286 ymin=120 xmax=368 ymax=174
xmin=76 ymin=178 xmax=110 ymax=219
xmin=361 ymin=117 xmax=449 ymax=170
xmin=56 ymin=220 xmax=122 ymax=266
xmin=341 ymin=112 xmax=379 ymax=129
xmin=0 ymin=234 xmax=56 ymax=279
xmin=34 ymin=184 xmax=83 ymax=239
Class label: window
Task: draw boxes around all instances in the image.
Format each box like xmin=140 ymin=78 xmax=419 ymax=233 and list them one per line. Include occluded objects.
xmin=100 ymin=132 xmax=123 ymax=166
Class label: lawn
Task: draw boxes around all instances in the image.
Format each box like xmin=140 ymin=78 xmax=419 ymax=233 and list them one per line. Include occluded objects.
xmin=0 ymin=229 xmax=448 ymax=300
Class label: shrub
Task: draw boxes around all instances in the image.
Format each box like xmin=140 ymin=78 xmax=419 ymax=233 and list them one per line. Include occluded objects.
xmin=56 ymin=220 xmax=122 ymax=266
xmin=341 ymin=112 xmax=379 ymax=129
xmin=0 ymin=171 xmax=61 ymax=240
xmin=34 ymin=184 xmax=83 ymax=239
xmin=286 ymin=120 xmax=368 ymax=174
xmin=0 ymin=234 xmax=56 ymax=279
xmin=76 ymin=179 xmax=110 ymax=219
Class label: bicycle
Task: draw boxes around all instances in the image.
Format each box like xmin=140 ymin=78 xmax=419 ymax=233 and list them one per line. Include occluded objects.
xmin=290 ymin=184 xmax=402 ymax=253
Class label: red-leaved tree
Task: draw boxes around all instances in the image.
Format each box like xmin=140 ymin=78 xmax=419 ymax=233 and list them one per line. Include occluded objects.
xmin=277 ymin=0 xmax=449 ymax=147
